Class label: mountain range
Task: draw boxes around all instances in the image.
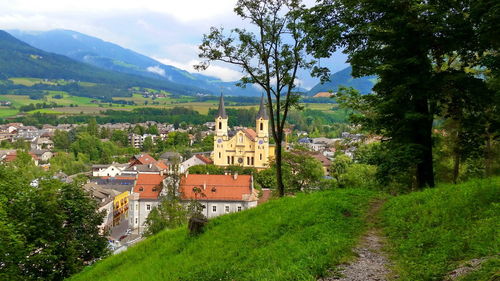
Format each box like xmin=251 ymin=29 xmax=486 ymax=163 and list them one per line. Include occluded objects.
xmin=306 ymin=66 xmax=376 ymax=96
xmin=0 ymin=30 xmax=207 ymax=96
xmin=4 ymin=29 xmax=375 ymax=97
xmin=8 ymin=29 xmax=264 ymax=96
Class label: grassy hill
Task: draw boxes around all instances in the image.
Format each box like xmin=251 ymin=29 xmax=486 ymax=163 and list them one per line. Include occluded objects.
xmin=71 ymin=189 xmax=380 ymax=281
xmin=382 ymin=177 xmax=500 ymax=280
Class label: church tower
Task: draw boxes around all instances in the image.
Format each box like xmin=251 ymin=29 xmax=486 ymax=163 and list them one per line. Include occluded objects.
xmin=213 ymin=94 xmax=228 ymax=166
xmin=256 ymin=94 xmax=269 ymax=138
xmin=254 ymin=94 xmax=270 ymax=167
xmin=215 ymin=94 xmax=228 ymax=137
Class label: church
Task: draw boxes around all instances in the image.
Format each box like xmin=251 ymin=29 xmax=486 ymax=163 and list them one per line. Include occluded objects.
xmin=212 ymin=95 xmax=274 ymax=170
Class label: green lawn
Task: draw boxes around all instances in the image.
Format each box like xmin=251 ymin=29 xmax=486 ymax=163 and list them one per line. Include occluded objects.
xmin=71 ymin=189 xmax=380 ymax=281
xmin=382 ymin=177 xmax=500 ymax=281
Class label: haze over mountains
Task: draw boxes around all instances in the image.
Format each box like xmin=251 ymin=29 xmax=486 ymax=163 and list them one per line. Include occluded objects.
xmin=4 ymin=29 xmax=375 ymax=97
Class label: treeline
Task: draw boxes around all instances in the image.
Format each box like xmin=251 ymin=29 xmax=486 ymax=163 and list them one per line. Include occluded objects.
xmin=19 ymin=102 xmax=63 ymax=112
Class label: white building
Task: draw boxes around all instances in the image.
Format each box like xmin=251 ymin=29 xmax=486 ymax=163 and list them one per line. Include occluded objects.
xmin=179 ymin=174 xmax=259 ymax=219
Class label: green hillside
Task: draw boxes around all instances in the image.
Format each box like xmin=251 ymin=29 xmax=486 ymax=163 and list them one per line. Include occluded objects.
xmin=382 ymin=177 xmax=500 ymax=281
xmin=71 ymin=189 xmax=380 ymax=281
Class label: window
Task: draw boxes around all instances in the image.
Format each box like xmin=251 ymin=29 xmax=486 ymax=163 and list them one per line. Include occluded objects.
xmin=260 ymin=123 xmax=263 ymax=130
xmin=237 ymin=206 xmax=242 ymax=212
xmin=225 ymin=205 xmax=230 ymax=213
xmin=260 ymin=153 xmax=262 ymax=160
xmin=239 ymin=135 xmax=243 ymax=143
xmin=135 ymin=218 xmax=138 ymax=224
xmin=219 ymin=152 xmax=221 ymax=158
xmin=139 ymin=187 xmax=144 ymax=192
xmin=219 ymin=122 xmax=222 ymax=130
xmin=212 ymin=205 xmax=217 ymax=213
xmin=146 ymin=204 xmax=151 ymax=211
xmin=227 ymin=156 xmax=230 ymax=164
xmin=202 ymin=204 xmax=206 ymax=209
xmin=136 ymin=204 xmax=138 ymax=210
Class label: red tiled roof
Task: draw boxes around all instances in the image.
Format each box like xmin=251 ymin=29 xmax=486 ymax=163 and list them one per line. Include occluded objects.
xmin=179 ymin=174 xmax=255 ymax=201
xmin=134 ymin=174 xmax=164 ymax=199
xmin=243 ymin=128 xmax=257 ymax=141
xmin=195 ymin=154 xmax=213 ymax=164
xmin=130 ymin=153 xmax=156 ymax=165
xmin=155 ymin=160 xmax=168 ymax=170
xmin=4 ymin=151 xmax=38 ymax=162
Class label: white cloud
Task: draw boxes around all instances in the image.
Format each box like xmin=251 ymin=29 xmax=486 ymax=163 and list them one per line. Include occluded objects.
xmin=154 ymin=57 xmax=243 ymax=82
xmin=146 ymin=66 xmax=166 ymax=77
xmin=0 ymin=0 xmax=237 ymax=22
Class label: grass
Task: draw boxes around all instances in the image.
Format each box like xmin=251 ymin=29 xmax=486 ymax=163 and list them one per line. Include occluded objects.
xmin=71 ymin=188 xmax=380 ymax=281
xmin=382 ymin=177 xmax=500 ymax=281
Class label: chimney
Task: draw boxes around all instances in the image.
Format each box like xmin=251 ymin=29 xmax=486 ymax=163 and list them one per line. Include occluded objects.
xmin=133 ymin=166 xmax=137 ymax=171
xmin=233 ymin=172 xmax=238 ymax=180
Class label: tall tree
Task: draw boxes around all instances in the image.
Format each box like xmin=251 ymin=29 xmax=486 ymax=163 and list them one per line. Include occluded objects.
xmin=302 ymin=0 xmax=499 ymax=188
xmin=196 ymin=0 xmax=311 ymax=196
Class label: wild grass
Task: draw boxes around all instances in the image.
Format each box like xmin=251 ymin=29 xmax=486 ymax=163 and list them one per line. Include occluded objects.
xmin=382 ymin=177 xmax=500 ymax=281
xmin=71 ymin=188 xmax=380 ymax=281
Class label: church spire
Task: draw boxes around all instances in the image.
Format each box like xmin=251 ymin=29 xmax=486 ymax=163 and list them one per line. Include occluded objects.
xmin=256 ymin=94 xmax=269 ymax=120
xmin=216 ymin=93 xmax=228 ymax=119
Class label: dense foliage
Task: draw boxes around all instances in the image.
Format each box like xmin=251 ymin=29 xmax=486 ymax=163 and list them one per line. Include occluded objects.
xmin=0 ymin=164 xmax=109 ymax=280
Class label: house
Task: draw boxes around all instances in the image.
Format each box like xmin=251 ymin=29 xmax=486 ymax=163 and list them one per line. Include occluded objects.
xmin=180 ymin=154 xmax=213 ymax=173
xmin=30 ymin=149 xmax=53 ymax=162
xmin=91 ymin=163 xmax=128 ymax=177
xmin=31 ymin=137 xmax=54 ymax=150
xmin=179 ymin=174 xmax=259 ymax=219
xmin=128 ymin=173 xmax=165 ymax=233
xmin=129 ymin=153 xmax=157 ymax=166
xmin=3 ymin=151 xmax=39 ymax=166
xmin=83 ymin=183 xmax=121 ymax=233
xmin=212 ymin=95 xmax=273 ymax=169
xmin=309 ymin=153 xmax=332 ymax=176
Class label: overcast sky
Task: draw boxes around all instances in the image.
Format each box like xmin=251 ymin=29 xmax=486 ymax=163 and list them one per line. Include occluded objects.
xmin=0 ymin=0 xmax=348 ymax=89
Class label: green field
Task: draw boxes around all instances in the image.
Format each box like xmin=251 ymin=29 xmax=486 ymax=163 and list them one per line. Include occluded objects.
xmin=71 ymin=189 xmax=380 ymax=281
xmin=382 ymin=177 xmax=500 ymax=281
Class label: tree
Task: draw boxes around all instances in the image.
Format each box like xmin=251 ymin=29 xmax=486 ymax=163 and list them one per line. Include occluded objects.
xmin=0 ymin=165 xmax=108 ymax=280
xmin=196 ymin=0 xmax=312 ymax=196
xmin=330 ymin=154 xmax=351 ymax=187
xmin=254 ymin=150 xmax=323 ymax=192
xmin=53 ymin=129 xmax=71 ymax=151
xmin=86 ymin=117 xmax=99 ymax=137
xmin=144 ymin=159 xmax=187 ymax=236
xmin=302 ymin=0 xmax=499 ymax=188
xmin=142 ymin=136 xmax=154 ymax=152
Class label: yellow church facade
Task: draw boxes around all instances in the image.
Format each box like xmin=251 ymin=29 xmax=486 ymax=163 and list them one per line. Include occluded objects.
xmin=213 ymin=95 xmax=273 ymax=169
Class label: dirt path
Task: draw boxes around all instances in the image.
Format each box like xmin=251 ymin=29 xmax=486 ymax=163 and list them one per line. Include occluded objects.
xmin=319 ymin=199 xmax=391 ymax=281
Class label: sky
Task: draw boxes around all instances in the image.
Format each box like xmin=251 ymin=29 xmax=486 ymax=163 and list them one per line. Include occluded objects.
xmin=0 ymin=0 xmax=349 ymax=89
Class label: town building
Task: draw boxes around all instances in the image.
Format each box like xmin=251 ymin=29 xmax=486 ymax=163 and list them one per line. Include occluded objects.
xmin=128 ymin=173 xmax=165 ymax=233
xmin=179 ymin=174 xmax=259 ymax=219
xmin=212 ymin=95 xmax=274 ymax=169
xmin=180 ymin=154 xmax=213 ymax=173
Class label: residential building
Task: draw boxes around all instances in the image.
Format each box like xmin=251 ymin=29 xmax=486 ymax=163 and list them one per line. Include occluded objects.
xmin=179 ymin=174 xmax=259 ymax=219
xmin=180 ymin=154 xmax=213 ymax=173
xmin=128 ymin=173 xmax=165 ymax=233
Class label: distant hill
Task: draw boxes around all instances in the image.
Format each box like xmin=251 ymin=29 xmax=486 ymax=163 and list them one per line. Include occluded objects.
xmin=9 ymin=29 xmax=264 ymax=96
xmin=307 ymin=66 xmax=377 ymax=96
xmin=0 ymin=30 xmax=206 ymax=96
